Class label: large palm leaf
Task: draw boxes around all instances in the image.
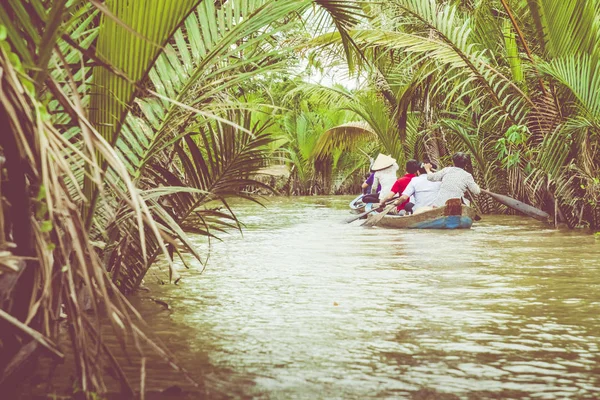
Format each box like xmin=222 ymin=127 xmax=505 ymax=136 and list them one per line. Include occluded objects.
xmin=102 ymin=0 xmax=308 ymax=290
xmin=540 ymin=54 xmax=600 ymax=124
xmin=107 ymin=112 xmax=273 ymax=292
xmin=89 ymin=0 xmax=203 ymax=144
xmin=531 ymin=0 xmax=600 ymax=59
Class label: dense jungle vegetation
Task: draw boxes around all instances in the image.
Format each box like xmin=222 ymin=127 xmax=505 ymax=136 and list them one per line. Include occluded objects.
xmin=0 ymin=0 xmax=599 ymax=396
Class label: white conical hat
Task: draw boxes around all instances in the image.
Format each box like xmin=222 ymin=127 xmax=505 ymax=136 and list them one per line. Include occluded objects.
xmin=371 ymin=154 xmax=396 ymax=171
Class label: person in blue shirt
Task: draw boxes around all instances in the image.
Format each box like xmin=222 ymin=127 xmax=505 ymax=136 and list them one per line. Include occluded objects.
xmin=361 ymin=172 xmax=381 ymax=194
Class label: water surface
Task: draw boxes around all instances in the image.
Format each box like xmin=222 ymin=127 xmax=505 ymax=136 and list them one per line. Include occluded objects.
xmin=125 ymin=196 xmax=600 ymax=399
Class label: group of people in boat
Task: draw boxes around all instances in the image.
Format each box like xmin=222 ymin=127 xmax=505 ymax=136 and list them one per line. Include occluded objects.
xmin=360 ymin=152 xmax=480 ymax=216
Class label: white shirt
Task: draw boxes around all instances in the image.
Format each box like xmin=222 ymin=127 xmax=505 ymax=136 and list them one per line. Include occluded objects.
xmin=401 ymin=174 xmax=441 ymax=209
xmin=373 ymin=163 xmax=399 ymax=201
xmin=427 ymin=167 xmax=480 ymax=207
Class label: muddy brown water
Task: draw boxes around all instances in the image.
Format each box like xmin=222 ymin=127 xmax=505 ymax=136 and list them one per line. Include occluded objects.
xmin=26 ymin=196 xmax=600 ymax=399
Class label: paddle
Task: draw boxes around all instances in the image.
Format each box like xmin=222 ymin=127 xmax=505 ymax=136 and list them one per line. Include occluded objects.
xmin=344 ymin=199 xmax=395 ymax=224
xmin=481 ymin=189 xmax=550 ymax=222
xmin=361 ymin=201 xmax=398 ymax=227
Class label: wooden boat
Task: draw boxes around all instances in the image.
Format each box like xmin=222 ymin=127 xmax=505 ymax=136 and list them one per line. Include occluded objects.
xmin=371 ymin=203 xmax=478 ymax=229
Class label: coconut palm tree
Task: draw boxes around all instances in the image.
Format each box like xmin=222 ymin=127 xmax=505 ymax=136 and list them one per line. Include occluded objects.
xmin=0 ymin=0 xmax=364 ymax=395
xmin=267 ymin=78 xmax=371 ymax=195
xmin=307 ymin=0 xmax=600 ymax=225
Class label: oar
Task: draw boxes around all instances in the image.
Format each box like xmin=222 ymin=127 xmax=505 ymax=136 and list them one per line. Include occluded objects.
xmin=361 ymin=201 xmax=398 ymax=227
xmin=481 ymin=189 xmax=550 ymax=222
xmin=344 ymin=199 xmax=394 ymax=224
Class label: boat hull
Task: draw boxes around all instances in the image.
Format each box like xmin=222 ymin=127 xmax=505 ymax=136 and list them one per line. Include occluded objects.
xmin=374 ymin=205 xmax=477 ymax=229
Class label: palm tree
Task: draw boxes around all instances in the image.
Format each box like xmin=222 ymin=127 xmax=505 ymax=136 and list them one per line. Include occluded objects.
xmin=0 ymin=0 xmax=364 ymax=395
xmin=308 ymin=0 xmax=600 ymax=225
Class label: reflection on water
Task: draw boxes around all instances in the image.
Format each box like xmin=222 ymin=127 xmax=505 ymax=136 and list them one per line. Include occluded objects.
xmin=40 ymin=197 xmax=600 ymax=398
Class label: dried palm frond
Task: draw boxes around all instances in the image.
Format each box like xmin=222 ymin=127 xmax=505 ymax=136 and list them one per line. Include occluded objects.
xmin=527 ymin=90 xmax=563 ymax=142
xmin=0 ymin=44 xmax=195 ymax=395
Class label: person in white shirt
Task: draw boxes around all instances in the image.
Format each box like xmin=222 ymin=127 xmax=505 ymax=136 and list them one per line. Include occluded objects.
xmin=387 ymin=162 xmax=441 ymax=214
xmin=370 ymin=154 xmax=399 ymax=201
xmin=424 ymin=152 xmax=480 ymax=207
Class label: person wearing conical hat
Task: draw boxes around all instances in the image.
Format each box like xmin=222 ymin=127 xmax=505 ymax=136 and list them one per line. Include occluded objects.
xmin=371 ymin=154 xmax=400 ymax=202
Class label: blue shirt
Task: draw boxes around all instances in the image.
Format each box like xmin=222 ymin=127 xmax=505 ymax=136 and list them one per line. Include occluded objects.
xmin=364 ymin=173 xmax=381 ymax=194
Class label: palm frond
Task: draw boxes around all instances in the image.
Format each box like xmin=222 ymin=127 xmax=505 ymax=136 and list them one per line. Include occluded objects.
xmin=540 ymin=54 xmax=600 ymax=123
xmin=106 ymin=112 xmax=273 ymax=292
xmin=311 ymin=0 xmax=367 ymax=71
xmin=533 ymin=0 xmax=600 ymax=59
xmin=89 ymin=0 xmax=203 ymax=144
xmin=313 ymin=121 xmax=378 ymax=158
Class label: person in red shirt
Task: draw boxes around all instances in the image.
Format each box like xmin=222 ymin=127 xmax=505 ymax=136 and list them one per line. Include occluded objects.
xmin=378 ymin=159 xmax=420 ymax=213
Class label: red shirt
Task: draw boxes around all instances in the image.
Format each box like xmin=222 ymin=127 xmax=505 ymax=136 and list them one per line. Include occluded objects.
xmin=391 ymin=173 xmax=415 ymax=209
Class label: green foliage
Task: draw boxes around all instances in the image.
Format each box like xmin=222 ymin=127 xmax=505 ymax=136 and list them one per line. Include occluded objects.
xmin=301 ymin=0 xmax=600 ymax=225
xmin=495 ymin=125 xmax=533 ymax=171
xmin=0 ymin=0 xmax=367 ymax=395
xmin=269 ymin=85 xmax=367 ymax=195
xmin=533 ymin=0 xmax=600 ymax=59
xmin=2 ymin=0 xmax=600 ymax=396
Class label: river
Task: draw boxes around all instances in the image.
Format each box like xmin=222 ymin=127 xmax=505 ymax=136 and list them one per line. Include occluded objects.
xmin=32 ymin=196 xmax=600 ymax=398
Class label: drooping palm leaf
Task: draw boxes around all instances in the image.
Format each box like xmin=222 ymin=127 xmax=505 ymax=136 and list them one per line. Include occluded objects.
xmin=540 ymin=54 xmax=600 ymax=123
xmin=309 ymin=0 xmax=366 ymax=71
xmin=117 ymin=0 xmax=302 ymax=179
xmin=89 ymin=0 xmax=203 ymax=144
xmin=313 ymin=121 xmax=378 ymax=158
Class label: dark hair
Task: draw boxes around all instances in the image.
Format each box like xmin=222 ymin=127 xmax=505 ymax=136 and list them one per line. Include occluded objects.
xmin=452 ymin=152 xmax=470 ymax=169
xmin=419 ymin=160 xmax=437 ymax=174
xmin=406 ymin=159 xmax=420 ymax=174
